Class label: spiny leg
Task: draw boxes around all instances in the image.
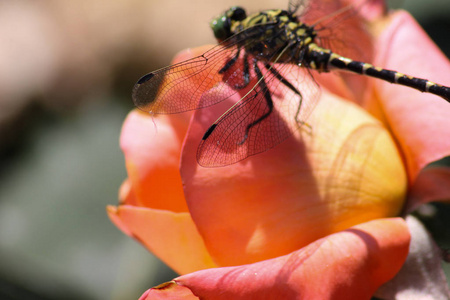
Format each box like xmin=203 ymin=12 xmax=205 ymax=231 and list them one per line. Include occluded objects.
xmin=264 ymin=63 xmax=303 ymax=123
xmin=219 ymin=47 xmax=251 ymax=90
xmin=219 ymin=46 xmax=241 ymax=73
xmin=264 ymin=63 xmax=312 ymax=133
xmin=238 ymin=59 xmax=274 ymax=145
xmin=234 ymin=52 xmax=250 ymax=89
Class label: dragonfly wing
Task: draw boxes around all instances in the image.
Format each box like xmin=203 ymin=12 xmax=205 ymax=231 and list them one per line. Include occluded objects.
xmin=132 ymin=45 xmax=236 ymax=114
xmin=197 ymin=61 xmax=320 ymax=167
xmin=288 ymin=0 xmax=307 ymax=14
xmin=301 ymin=0 xmax=373 ymax=62
xmin=132 ymin=24 xmax=274 ymax=115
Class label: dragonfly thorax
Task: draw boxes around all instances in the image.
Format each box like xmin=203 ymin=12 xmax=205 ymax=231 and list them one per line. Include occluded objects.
xmin=212 ymin=7 xmax=318 ymax=65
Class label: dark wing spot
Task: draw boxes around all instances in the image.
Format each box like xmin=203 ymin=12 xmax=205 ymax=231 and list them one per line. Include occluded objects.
xmin=202 ymin=124 xmax=217 ymax=140
xmin=137 ymin=73 xmax=155 ymax=85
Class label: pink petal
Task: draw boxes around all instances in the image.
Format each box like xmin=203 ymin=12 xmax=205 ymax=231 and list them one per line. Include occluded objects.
xmin=375 ymin=216 xmax=450 ymax=299
xmin=405 ymin=165 xmax=450 ymax=212
xmin=370 ymin=11 xmax=450 ymax=181
xmin=139 ymin=281 xmax=197 ymax=300
xmin=142 ymin=218 xmax=410 ymax=300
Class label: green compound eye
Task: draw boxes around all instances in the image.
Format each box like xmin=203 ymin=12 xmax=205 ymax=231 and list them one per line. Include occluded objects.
xmin=210 ymin=6 xmax=247 ymax=41
xmin=210 ymin=15 xmax=229 ymax=41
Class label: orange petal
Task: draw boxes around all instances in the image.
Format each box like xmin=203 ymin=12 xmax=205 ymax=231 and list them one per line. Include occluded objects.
xmin=120 ymin=110 xmax=189 ymax=212
xmin=118 ymin=178 xmax=138 ymax=206
xmin=369 ymin=11 xmax=450 ymax=181
xmin=141 ymin=218 xmax=410 ymax=300
xmin=107 ymin=204 xmax=217 ymax=275
xmin=181 ymin=88 xmax=406 ymax=266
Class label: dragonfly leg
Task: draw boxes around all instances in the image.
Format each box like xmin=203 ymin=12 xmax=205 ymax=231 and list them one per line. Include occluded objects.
xmin=264 ymin=63 xmax=311 ymax=131
xmin=219 ymin=47 xmax=251 ymax=89
xmin=234 ymin=52 xmax=250 ymax=89
xmin=238 ymin=59 xmax=273 ymax=145
xmin=219 ymin=47 xmax=240 ymax=73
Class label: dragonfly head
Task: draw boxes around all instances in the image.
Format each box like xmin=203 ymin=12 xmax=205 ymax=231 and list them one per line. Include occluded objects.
xmin=210 ymin=6 xmax=247 ymax=42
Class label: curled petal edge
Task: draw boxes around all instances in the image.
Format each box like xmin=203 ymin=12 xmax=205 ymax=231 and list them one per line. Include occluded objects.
xmin=141 ymin=218 xmax=410 ymax=300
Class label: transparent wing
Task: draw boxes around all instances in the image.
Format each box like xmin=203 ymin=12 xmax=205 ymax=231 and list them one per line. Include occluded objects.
xmin=197 ymin=59 xmax=320 ymax=167
xmin=132 ymin=24 xmax=274 ymax=114
xmin=300 ymin=0 xmax=374 ymax=61
xmin=288 ymin=0 xmax=307 ymax=14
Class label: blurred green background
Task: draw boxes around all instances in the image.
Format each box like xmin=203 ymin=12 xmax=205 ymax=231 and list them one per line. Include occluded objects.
xmin=0 ymin=0 xmax=448 ymax=299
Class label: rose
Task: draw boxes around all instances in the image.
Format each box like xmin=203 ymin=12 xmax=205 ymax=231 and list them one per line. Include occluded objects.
xmin=108 ymin=1 xmax=450 ymax=298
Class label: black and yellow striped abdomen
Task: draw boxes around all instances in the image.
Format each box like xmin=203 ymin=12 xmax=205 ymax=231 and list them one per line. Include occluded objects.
xmin=305 ymin=43 xmax=450 ymax=101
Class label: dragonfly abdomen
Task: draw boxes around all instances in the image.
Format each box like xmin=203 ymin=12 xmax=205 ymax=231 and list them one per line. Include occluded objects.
xmin=306 ymin=44 xmax=450 ymax=102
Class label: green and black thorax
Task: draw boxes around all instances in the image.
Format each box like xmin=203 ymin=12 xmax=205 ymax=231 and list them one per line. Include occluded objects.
xmin=210 ymin=6 xmax=321 ymax=67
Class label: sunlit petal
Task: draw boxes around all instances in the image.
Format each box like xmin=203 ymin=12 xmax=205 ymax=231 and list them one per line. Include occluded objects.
xmin=140 ymin=218 xmax=409 ymax=300
xmin=181 ymin=88 xmax=406 ymax=266
xmin=107 ymin=204 xmax=217 ymax=275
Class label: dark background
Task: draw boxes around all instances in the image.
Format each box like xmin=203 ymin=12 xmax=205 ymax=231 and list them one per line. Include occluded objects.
xmin=0 ymin=0 xmax=448 ymax=299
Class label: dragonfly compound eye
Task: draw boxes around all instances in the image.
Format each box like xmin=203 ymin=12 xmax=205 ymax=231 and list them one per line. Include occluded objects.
xmin=228 ymin=6 xmax=247 ymax=21
xmin=210 ymin=15 xmax=230 ymax=41
xmin=211 ymin=7 xmax=247 ymax=42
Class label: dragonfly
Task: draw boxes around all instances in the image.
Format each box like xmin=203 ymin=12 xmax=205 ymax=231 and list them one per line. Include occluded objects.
xmin=132 ymin=0 xmax=450 ymax=167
